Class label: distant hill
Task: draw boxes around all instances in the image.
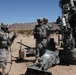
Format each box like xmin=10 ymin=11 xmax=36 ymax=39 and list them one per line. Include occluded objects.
xmin=9 ymin=22 xmax=60 ymax=30
xmin=9 ymin=22 xmax=36 ymax=30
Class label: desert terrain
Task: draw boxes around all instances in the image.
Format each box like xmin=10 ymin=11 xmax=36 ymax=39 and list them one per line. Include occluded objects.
xmin=3 ymin=33 xmax=76 ymax=75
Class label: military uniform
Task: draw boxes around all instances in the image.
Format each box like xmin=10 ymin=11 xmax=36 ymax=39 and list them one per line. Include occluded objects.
xmin=43 ymin=18 xmax=54 ymax=50
xmin=0 ymin=23 xmax=16 ymax=72
xmin=33 ymin=18 xmax=47 ymax=57
xmin=43 ymin=18 xmax=52 ymax=36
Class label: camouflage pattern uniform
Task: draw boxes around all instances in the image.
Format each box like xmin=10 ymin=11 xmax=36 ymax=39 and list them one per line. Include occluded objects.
xmin=43 ymin=18 xmax=53 ymax=50
xmin=0 ymin=23 xmax=16 ymax=72
xmin=33 ymin=18 xmax=47 ymax=57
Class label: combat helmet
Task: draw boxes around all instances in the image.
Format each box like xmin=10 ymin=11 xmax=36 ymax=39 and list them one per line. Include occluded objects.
xmin=37 ymin=18 xmax=43 ymax=22
xmin=43 ymin=17 xmax=48 ymax=21
xmin=1 ymin=23 xmax=9 ymax=28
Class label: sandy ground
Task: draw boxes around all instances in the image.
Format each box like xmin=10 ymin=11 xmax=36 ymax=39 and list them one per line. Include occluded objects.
xmin=2 ymin=34 xmax=76 ymax=75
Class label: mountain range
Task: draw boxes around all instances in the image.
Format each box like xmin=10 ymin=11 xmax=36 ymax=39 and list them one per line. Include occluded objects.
xmin=9 ymin=22 xmax=60 ymax=30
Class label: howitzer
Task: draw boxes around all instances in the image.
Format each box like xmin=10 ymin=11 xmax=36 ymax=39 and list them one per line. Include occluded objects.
xmin=25 ymin=50 xmax=59 ymax=75
xmin=58 ymin=0 xmax=76 ymax=62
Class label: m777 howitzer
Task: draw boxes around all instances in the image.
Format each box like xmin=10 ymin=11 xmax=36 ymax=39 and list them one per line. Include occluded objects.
xmin=25 ymin=50 xmax=59 ymax=75
xmin=57 ymin=0 xmax=76 ymax=63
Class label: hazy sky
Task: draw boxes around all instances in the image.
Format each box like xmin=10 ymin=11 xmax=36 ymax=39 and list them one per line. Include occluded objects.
xmin=0 ymin=0 xmax=62 ymax=24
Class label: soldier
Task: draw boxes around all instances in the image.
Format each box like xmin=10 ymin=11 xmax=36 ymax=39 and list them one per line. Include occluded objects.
xmin=43 ymin=18 xmax=53 ymax=37
xmin=33 ymin=18 xmax=47 ymax=57
xmin=0 ymin=23 xmax=16 ymax=74
xmin=43 ymin=18 xmax=55 ymax=50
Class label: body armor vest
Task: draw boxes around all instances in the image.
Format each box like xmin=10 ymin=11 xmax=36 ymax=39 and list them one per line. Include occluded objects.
xmin=0 ymin=31 xmax=8 ymax=48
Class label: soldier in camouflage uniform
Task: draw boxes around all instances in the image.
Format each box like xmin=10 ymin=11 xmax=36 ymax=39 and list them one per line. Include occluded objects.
xmin=33 ymin=18 xmax=47 ymax=57
xmin=43 ymin=18 xmax=56 ymax=50
xmin=0 ymin=23 xmax=16 ymax=74
xmin=43 ymin=18 xmax=52 ymax=38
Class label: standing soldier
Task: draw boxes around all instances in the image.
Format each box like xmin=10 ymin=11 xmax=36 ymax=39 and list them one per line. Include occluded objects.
xmin=33 ymin=18 xmax=47 ymax=57
xmin=43 ymin=18 xmax=52 ymax=38
xmin=0 ymin=23 xmax=16 ymax=74
xmin=43 ymin=18 xmax=55 ymax=50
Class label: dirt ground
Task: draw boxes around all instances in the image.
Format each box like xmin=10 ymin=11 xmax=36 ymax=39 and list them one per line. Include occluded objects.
xmin=3 ymin=34 xmax=76 ymax=75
